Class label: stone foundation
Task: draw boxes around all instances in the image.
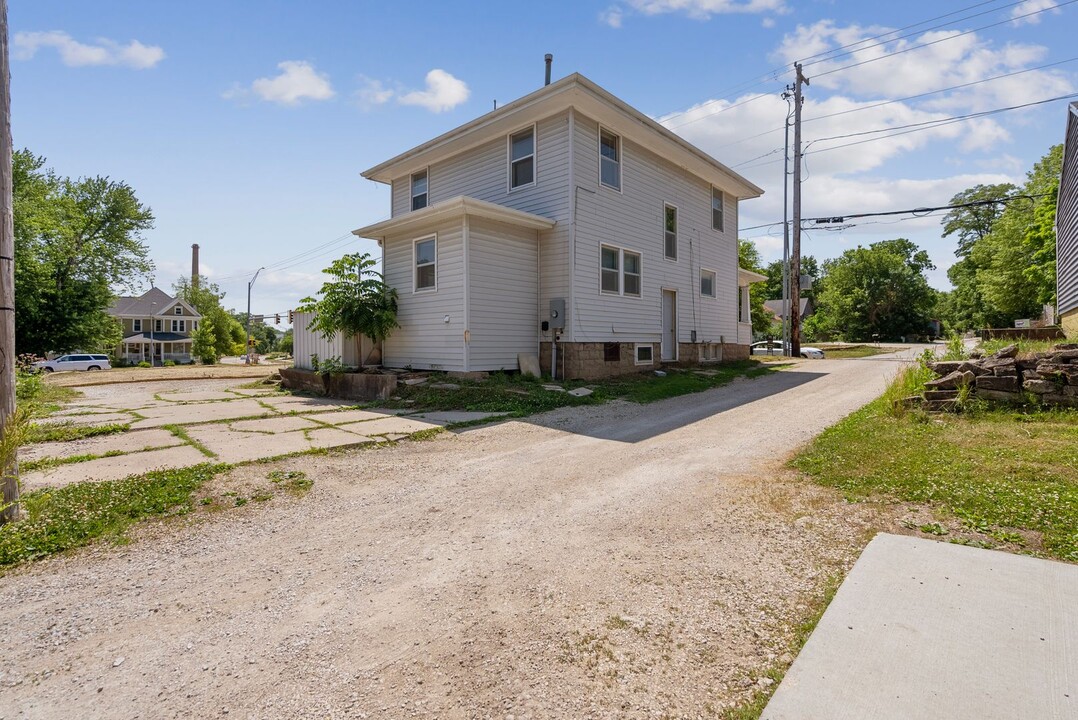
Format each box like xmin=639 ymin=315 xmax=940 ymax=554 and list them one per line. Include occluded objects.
xmin=540 ymin=341 xmax=752 ymax=380
xmin=281 ymin=367 xmax=397 ymax=401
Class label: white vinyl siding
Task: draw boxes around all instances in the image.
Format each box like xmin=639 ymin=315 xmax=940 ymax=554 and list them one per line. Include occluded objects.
xmin=382 ymin=219 xmax=465 ymax=370
xmin=571 ymin=114 xmax=740 ymax=346
xmin=467 ymin=217 xmax=539 ymax=370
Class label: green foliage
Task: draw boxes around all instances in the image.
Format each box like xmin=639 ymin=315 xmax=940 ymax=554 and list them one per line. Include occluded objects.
xmin=762 ymin=255 xmax=820 ymax=302
xmin=13 ymin=149 xmax=154 ymax=355
xmin=942 ymin=182 xmax=1017 ymax=258
xmin=311 ymin=354 xmax=348 ymax=375
xmin=794 ymin=389 xmax=1078 ymax=562
xmin=23 ymin=422 xmax=129 ymax=445
xmin=268 ymin=469 xmax=313 ymax=496
xmin=811 ymin=238 xmax=937 ymax=341
xmin=737 ymin=239 xmax=773 ymax=332
xmin=173 ymin=275 xmax=247 ymax=359
xmin=0 ymin=464 xmax=226 ymax=567
xmin=279 ymin=328 xmax=293 ymax=355
xmin=137 ymin=360 xmax=151 ymax=368
xmin=191 ymin=315 xmax=218 ymax=363
xmin=163 ymin=359 xmax=176 ymax=367
xmin=298 ymin=253 xmax=399 ymax=365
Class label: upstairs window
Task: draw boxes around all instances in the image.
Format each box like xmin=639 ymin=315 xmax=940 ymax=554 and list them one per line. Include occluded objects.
xmin=154 ymin=319 xmax=162 ymax=332
xmin=599 ymin=128 xmax=621 ymax=190
xmin=414 ymin=236 xmax=437 ymax=292
xmin=172 ymin=319 xmax=186 ymax=332
xmin=174 ymin=306 xmax=183 ymax=315
xmin=664 ymin=204 xmax=678 ymax=261
xmin=411 ymin=170 xmax=428 ymax=211
xmin=509 ymin=127 xmax=535 ymax=189
xmin=712 ymin=187 xmax=725 ymax=232
xmin=133 ymin=319 xmax=142 ymax=332
xmin=701 ymin=269 xmax=716 ymax=298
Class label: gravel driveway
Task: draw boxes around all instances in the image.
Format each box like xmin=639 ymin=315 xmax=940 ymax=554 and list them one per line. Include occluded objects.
xmin=0 ymin=349 xmax=923 ymax=719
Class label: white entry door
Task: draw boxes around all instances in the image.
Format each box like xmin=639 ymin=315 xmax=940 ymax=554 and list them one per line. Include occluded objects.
xmin=661 ymin=289 xmax=677 ymax=361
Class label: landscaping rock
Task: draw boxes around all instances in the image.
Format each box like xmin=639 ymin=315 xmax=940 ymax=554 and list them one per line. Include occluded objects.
xmin=982 ymin=357 xmax=1016 ymax=374
xmin=975 ymin=389 xmax=1024 ymax=403
xmin=1040 ymin=393 xmax=1078 ymax=407
xmin=1023 ymin=379 xmax=1058 ymax=395
xmin=429 ymin=383 xmax=461 ymax=390
xmin=975 ymin=375 xmax=1019 ymax=392
xmin=993 ymin=344 xmax=1019 ymax=359
xmin=541 ymin=384 xmax=565 ymax=392
xmin=923 ymin=399 xmax=958 ymax=412
xmin=923 ymin=389 xmax=960 ymax=401
xmin=567 ymin=387 xmax=593 ymax=398
xmin=403 ymin=377 xmax=428 ymax=386
xmin=927 ymin=361 xmax=966 ymax=376
xmin=925 ymin=370 xmax=973 ymax=390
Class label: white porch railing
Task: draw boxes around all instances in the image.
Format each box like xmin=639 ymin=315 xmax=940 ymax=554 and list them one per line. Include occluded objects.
xmin=121 ymin=352 xmax=193 ymax=363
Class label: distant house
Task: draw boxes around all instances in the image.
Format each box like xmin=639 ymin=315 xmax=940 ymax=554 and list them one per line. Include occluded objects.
xmin=108 ymin=287 xmax=202 ymax=364
xmin=763 ymin=298 xmax=815 ymax=324
xmin=352 ymin=73 xmax=765 ymax=379
xmin=1058 ymin=102 xmax=1078 ymax=337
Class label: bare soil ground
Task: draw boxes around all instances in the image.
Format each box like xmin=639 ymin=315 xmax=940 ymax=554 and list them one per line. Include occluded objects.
xmin=0 ymin=351 xmax=922 ymax=719
xmin=43 ymin=363 xmax=283 ymax=388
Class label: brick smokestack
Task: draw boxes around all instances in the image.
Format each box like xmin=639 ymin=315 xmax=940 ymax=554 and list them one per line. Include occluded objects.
xmin=191 ymin=244 xmax=200 ymax=289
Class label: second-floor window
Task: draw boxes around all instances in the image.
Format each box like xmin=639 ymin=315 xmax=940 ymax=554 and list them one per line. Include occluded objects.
xmin=712 ymin=187 xmax=725 ymax=232
xmin=599 ymin=128 xmax=621 ymax=191
xmin=133 ymin=319 xmax=142 ymax=332
xmin=664 ymin=204 xmax=678 ymax=261
xmin=172 ymin=319 xmax=186 ymax=332
xmin=414 ymin=236 xmax=437 ymax=292
xmin=509 ymin=127 xmax=535 ymax=189
xmin=174 ymin=306 xmax=183 ymax=315
xmin=411 ymin=170 xmax=428 ymax=211
xmin=155 ymin=320 xmax=162 ymax=332
xmin=701 ymin=269 xmax=717 ymax=298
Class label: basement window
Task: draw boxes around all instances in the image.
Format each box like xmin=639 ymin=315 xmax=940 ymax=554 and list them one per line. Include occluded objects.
xmin=604 ymin=342 xmax=621 ymax=362
xmin=635 ymin=343 xmax=654 ymax=365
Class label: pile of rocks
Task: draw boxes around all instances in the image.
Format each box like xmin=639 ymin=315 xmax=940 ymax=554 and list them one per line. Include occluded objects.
xmin=919 ymin=343 xmax=1078 ymax=410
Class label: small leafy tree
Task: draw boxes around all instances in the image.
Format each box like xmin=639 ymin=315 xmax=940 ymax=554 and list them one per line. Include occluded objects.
xmin=298 ymin=253 xmax=399 ymax=366
xmin=191 ymin=316 xmax=218 ymax=364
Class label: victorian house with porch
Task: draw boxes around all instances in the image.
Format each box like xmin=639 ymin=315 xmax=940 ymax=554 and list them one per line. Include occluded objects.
xmin=108 ymin=287 xmax=201 ymax=364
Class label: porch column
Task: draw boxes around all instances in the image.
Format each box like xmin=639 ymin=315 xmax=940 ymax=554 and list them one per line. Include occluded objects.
xmin=740 ymin=286 xmax=751 ymax=324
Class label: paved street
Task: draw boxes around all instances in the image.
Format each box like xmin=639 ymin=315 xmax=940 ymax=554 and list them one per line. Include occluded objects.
xmin=2 ymin=349 xmax=925 ymax=718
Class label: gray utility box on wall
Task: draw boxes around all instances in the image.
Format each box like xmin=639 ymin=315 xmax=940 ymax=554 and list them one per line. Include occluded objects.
xmin=549 ymin=298 xmax=566 ymax=330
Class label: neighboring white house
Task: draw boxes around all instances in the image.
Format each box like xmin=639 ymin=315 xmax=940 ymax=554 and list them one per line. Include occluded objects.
xmin=1058 ymin=101 xmax=1078 ymax=337
xmin=353 ymin=73 xmax=765 ymax=379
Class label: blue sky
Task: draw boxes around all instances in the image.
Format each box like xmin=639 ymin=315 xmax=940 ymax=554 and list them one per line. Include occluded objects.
xmin=12 ymin=0 xmax=1077 ymax=318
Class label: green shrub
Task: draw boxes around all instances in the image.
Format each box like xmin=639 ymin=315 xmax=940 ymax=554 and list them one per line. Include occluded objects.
xmin=137 ymin=361 xmax=151 ymax=368
xmin=163 ymin=359 xmax=176 ymax=367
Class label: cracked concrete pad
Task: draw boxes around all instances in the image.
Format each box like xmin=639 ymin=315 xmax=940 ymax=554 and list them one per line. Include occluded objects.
xmin=230 ymin=416 xmax=323 ymax=434
xmin=20 ymin=428 xmax=184 ymax=463
xmin=37 ymin=412 xmax=134 ymax=427
xmin=309 ymin=409 xmax=401 ymax=425
xmin=258 ymin=395 xmax=357 ymax=413
xmin=21 ymin=444 xmax=211 ymax=490
xmin=228 ymin=388 xmax=281 ymax=397
xmin=335 ymin=416 xmax=441 ymax=436
xmin=306 ymin=427 xmax=374 ymax=449
xmin=185 ymin=424 xmax=316 ymax=464
xmin=128 ymin=399 xmax=275 ymax=429
xmin=408 ymin=411 xmax=509 ymax=424
xmin=156 ymin=391 xmax=242 ymax=403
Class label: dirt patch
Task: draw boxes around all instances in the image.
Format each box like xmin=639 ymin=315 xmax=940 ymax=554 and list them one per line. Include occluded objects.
xmin=44 ymin=364 xmax=281 ymax=387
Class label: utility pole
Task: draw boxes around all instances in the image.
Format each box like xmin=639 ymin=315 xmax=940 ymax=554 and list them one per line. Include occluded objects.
xmin=245 ymin=267 xmax=265 ymax=364
xmin=781 ymin=90 xmax=793 ymax=355
xmin=790 ymin=62 xmax=808 ymax=359
xmin=0 ymin=0 xmax=16 ymax=523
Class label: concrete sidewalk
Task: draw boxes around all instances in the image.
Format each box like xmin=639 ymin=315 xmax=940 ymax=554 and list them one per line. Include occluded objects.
xmin=763 ymin=533 xmax=1078 ymax=719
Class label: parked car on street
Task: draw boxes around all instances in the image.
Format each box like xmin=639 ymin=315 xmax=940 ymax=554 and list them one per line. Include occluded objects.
xmin=750 ymin=341 xmax=826 ymax=359
xmin=32 ymin=354 xmax=112 ymax=372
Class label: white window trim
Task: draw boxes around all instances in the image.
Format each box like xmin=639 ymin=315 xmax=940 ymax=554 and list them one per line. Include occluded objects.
xmin=634 ymin=343 xmax=654 ymax=365
xmin=133 ymin=319 xmax=142 ymax=332
xmin=701 ymin=267 xmax=717 ymax=299
xmin=711 ymin=185 xmax=725 ymax=233
xmin=171 ymin=319 xmax=186 ymax=332
xmin=411 ymin=168 xmax=429 ymax=211
xmin=598 ymin=125 xmax=622 ymax=193
xmin=663 ymin=202 xmax=678 ymax=262
xmin=599 ymin=244 xmax=643 ymax=299
xmin=413 ymin=234 xmax=438 ymax=294
xmin=507 ymin=123 xmax=537 ymax=192
xmin=174 ymin=306 xmax=183 ymax=315
xmin=154 ymin=319 xmax=162 ymax=332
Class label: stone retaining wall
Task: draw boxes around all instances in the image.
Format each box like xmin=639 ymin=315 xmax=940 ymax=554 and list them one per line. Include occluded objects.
xmin=918 ymin=343 xmax=1078 ymax=410
xmin=280 ymin=367 xmax=397 ymax=401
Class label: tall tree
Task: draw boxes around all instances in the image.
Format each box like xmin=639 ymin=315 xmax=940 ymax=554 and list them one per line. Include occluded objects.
xmin=14 ymin=150 xmax=154 ymax=355
xmin=173 ymin=274 xmax=247 ymax=361
xmin=811 ymin=238 xmax=936 ymax=341
xmin=941 ymin=183 xmax=1017 ymax=258
xmin=762 ymin=255 xmax=819 ymax=301
xmin=737 ymin=239 xmax=774 ymax=333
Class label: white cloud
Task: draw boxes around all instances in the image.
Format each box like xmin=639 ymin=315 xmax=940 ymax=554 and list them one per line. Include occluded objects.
xmin=229 ymin=61 xmax=336 ymax=106
xmin=1010 ymin=0 xmax=1060 ymax=25
xmin=600 ymin=5 xmax=624 ymax=27
xmin=355 ymin=76 xmax=395 ymax=110
xmin=762 ymin=17 xmax=776 ymax=28
xmin=397 ymin=69 xmax=470 ymax=113
xmin=627 ymin=0 xmax=787 ymax=18
xmin=13 ymin=31 xmax=164 ymax=69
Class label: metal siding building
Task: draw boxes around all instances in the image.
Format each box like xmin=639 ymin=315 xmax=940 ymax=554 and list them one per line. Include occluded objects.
xmin=1058 ymin=102 xmax=1078 ymax=335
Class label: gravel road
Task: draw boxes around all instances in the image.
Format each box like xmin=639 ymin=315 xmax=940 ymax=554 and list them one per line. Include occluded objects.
xmin=0 ymin=349 xmax=924 ymax=719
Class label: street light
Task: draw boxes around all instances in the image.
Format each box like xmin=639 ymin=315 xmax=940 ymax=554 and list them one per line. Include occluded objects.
xmin=246 ymin=267 xmax=266 ymax=365
xmin=149 ymin=301 xmax=157 ymax=366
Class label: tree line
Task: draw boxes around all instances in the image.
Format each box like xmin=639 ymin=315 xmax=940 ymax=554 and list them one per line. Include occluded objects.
xmin=739 ymin=144 xmax=1062 ymax=342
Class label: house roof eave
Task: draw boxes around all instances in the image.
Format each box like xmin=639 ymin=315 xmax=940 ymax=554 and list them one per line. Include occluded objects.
xmin=352 ymin=195 xmax=556 ymax=241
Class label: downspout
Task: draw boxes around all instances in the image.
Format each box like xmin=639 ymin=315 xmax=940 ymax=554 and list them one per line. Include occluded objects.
xmin=462 ymin=216 xmax=470 ymax=372
xmin=567 ymin=109 xmax=576 ymax=347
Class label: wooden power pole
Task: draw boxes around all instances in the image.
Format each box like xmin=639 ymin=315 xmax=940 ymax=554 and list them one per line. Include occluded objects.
xmin=790 ymin=62 xmax=808 ymax=358
xmin=0 ymin=0 xmax=17 ymax=523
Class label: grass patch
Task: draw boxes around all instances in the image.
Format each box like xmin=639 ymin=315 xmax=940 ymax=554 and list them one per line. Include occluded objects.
xmin=21 ymin=449 xmax=126 ymax=474
xmin=23 ymin=422 xmax=129 ymax=445
xmin=815 ymin=344 xmax=895 ymax=359
xmin=379 ymin=360 xmax=778 ymax=416
xmin=720 ymin=575 xmax=843 ymax=720
xmin=268 ymin=469 xmax=312 ymax=496
xmin=0 ymin=463 xmax=227 ymax=567
xmin=979 ymin=337 xmax=1071 ymax=356
xmin=162 ymin=424 xmax=217 ymax=458
xmin=16 ymin=372 xmax=81 ymax=418
xmin=793 ymin=386 xmax=1078 ymax=561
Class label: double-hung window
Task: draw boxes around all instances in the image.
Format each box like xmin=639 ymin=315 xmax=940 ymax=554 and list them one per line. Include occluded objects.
xmin=712 ymin=187 xmax=725 ymax=232
xmin=174 ymin=306 xmax=183 ymax=315
xmin=172 ymin=319 xmax=186 ymax=332
xmin=509 ymin=127 xmax=535 ymax=189
xmin=701 ymin=269 xmax=717 ymax=298
xmin=414 ymin=236 xmax=437 ymax=292
xmin=664 ymin=203 xmax=678 ymax=260
xmin=599 ymin=128 xmax=621 ymax=190
xmin=411 ymin=170 xmax=428 ymax=211
xmin=600 ymin=245 xmax=641 ymax=297
xmin=133 ymin=319 xmax=142 ymax=332
xmin=154 ymin=320 xmax=162 ymax=332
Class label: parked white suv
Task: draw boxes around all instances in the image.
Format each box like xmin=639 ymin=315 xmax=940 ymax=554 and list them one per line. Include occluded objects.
xmin=32 ymin=354 xmax=112 ymax=372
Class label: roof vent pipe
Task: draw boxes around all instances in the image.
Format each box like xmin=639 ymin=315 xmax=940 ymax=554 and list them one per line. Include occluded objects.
xmin=544 ymin=54 xmax=553 ymax=86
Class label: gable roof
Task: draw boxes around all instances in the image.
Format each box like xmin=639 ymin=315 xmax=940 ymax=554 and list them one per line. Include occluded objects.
xmin=361 ymin=73 xmax=764 ymax=200
xmin=354 ymin=195 xmax=557 ymax=242
xmin=109 ymin=287 xmax=201 ymax=318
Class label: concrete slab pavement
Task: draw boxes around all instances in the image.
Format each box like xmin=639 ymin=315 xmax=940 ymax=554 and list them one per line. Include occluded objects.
xmin=19 ymin=428 xmax=184 ymax=463
xmin=762 ymin=533 xmax=1078 ymax=720
xmin=22 ymin=444 xmax=212 ymax=490
xmin=128 ymin=399 xmax=274 ymax=428
xmin=156 ymin=390 xmax=242 ymax=403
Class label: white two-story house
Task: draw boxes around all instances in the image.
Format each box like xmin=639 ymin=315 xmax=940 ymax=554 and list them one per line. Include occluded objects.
xmin=353 ymin=73 xmax=764 ymax=379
